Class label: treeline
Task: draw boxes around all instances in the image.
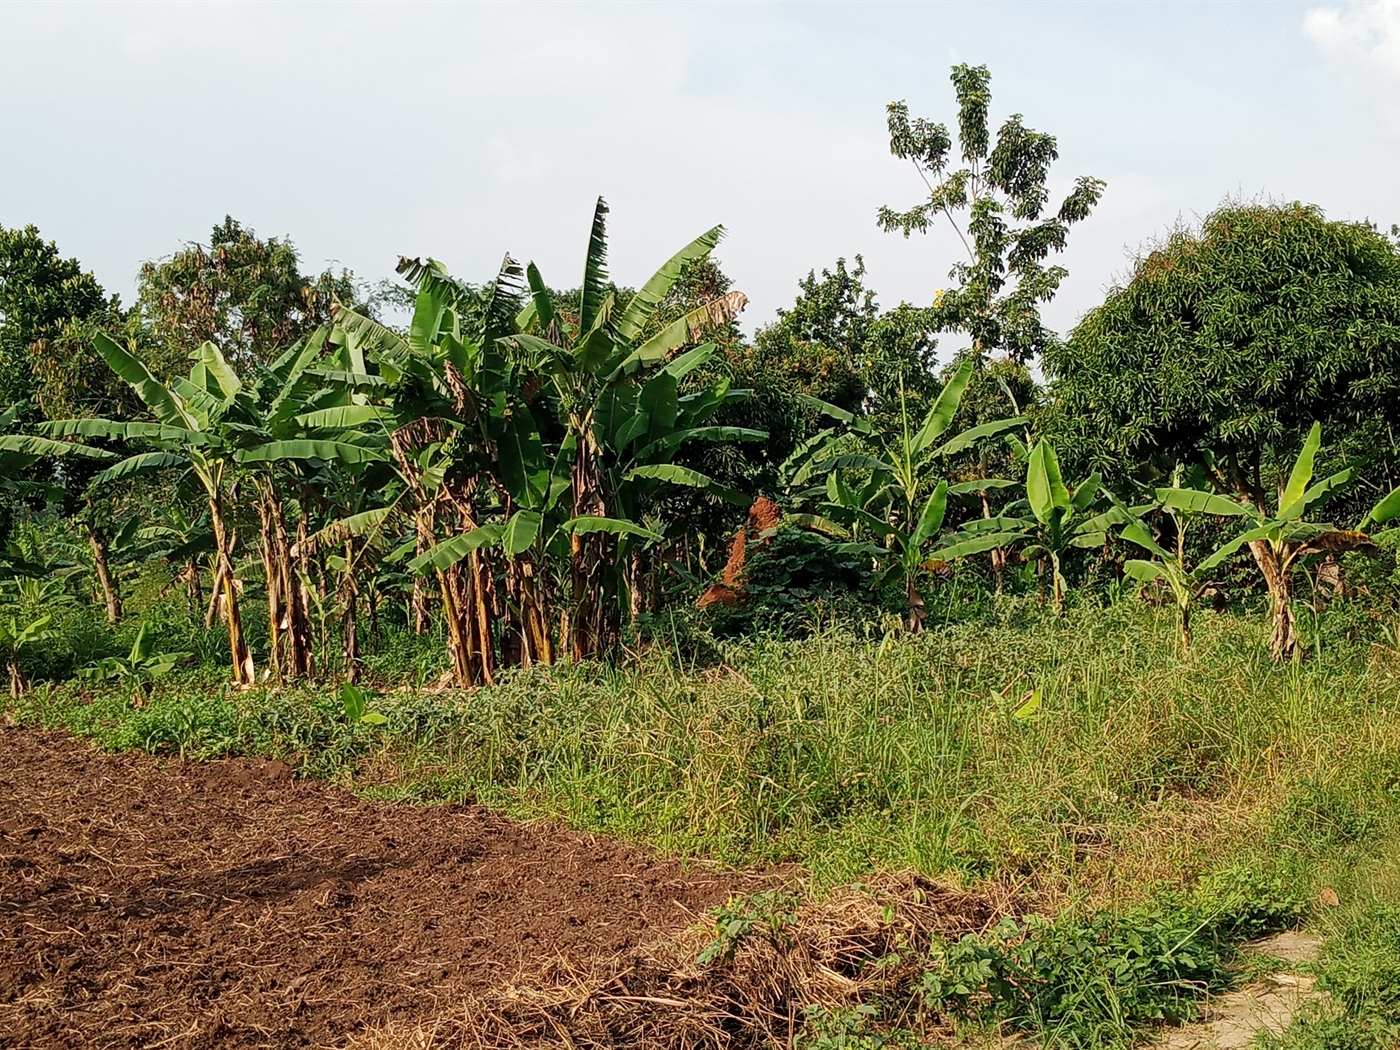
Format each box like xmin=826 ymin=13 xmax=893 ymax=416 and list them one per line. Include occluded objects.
xmin=4 ymin=65 xmax=1400 ymax=692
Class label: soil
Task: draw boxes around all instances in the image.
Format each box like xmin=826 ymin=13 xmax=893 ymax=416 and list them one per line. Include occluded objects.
xmin=0 ymin=728 xmax=738 ymax=1049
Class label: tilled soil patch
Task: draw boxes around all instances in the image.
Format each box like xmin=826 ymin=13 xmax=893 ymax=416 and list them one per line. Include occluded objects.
xmin=0 ymin=728 xmax=737 ymax=1049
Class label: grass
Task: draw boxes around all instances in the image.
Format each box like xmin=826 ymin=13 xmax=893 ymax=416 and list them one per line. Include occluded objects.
xmin=9 ymin=595 xmax=1400 ymax=1045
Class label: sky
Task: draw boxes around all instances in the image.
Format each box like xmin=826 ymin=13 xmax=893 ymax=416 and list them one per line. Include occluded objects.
xmin=3 ymin=0 xmax=1400 ymax=356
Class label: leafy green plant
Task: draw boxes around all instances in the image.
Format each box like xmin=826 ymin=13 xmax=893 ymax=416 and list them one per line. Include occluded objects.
xmin=0 ymin=613 xmax=56 ymax=696
xmin=696 ymin=889 xmax=800 ymax=966
xmin=985 ymin=438 xmax=1125 ymax=612
xmin=821 ymin=356 xmax=1025 ymax=628
xmin=1198 ymin=423 xmax=1376 ymax=659
xmin=919 ymin=891 xmax=1299 ymax=1047
xmin=705 ymin=524 xmax=886 ymax=638
xmin=340 ymin=681 xmax=387 ymax=726
xmin=1119 ymin=470 xmax=1252 ymax=650
xmin=799 ymin=1004 xmax=911 ymax=1050
xmin=80 ymin=620 xmax=188 ymax=702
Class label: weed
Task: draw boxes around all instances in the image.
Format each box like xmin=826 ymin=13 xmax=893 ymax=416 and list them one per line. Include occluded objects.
xmin=696 ymin=889 xmax=801 ymax=966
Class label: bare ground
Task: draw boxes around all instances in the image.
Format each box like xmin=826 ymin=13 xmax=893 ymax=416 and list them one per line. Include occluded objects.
xmin=0 ymin=728 xmax=742 ymax=1050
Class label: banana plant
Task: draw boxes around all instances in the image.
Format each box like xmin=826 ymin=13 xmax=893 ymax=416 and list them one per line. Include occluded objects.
xmin=0 ymin=402 xmax=117 ymax=492
xmin=40 ymin=337 xmax=259 ymax=683
xmin=503 ymin=197 xmax=752 ymax=659
xmin=332 ymin=255 xmax=546 ymax=683
xmin=79 ymin=621 xmax=189 ymax=704
xmin=0 ymin=613 xmax=56 ymax=696
xmin=1199 ymin=423 xmax=1375 ymax=659
xmin=136 ymin=505 xmax=214 ymax=621
xmin=1119 ymin=471 xmax=1251 ymax=650
xmin=820 ymin=357 xmax=1027 ymax=628
xmin=976 ymin=438 xmax=1132 ymax=613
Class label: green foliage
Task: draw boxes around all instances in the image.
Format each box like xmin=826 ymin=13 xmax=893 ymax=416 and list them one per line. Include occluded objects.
xmin=340 ymin=681 xmax=388 ymax=725
xmin=696 ymin=889 xmax=801 ymax=965
xmin=1261 ymin=901 xmax=1400 ymax=1050
xmin=79 ymin=620 xmax=188 ymax=700
xmin=1045 ymin=202 xmax=1400 ymax=505
xmin=0 ymin=612 xmax=57 ymax=694
xmin=0 ymin=224 xmax=116 ymax=408
xmin=920 ymin=879 xmax=1304 ymax=1047
xmin=137 ymin=216 xmax=360 ymax=376
xmin=820 ymin=356 xmax=1027 ymax=626
xmin=1119 ymin=466 xmax=1251 ymax=647
xmin=987 ymin=438 xmax=1120 ymax=611
xmin=704 ymin=524 xmax=886 ymax=637
xmin=880 ymin=64 xmax=1105 ymax=362
xmin=799 ymin=1005 xmax=910 ymax=1050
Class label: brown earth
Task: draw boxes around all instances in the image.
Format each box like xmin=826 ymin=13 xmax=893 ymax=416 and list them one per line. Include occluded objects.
xmin=0 ymin=728 xmax=740 ymax=1050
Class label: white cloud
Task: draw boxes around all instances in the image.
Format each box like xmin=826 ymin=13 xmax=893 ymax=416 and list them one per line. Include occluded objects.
xmin=1305 ymin=1 xmax=1400 ymax=81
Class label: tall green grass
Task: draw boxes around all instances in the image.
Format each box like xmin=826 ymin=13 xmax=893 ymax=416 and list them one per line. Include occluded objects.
xmin=14 ymin=599 xmax=1400 ymax=902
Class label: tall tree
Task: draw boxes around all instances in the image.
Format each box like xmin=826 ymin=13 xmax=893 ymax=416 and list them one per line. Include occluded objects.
xmin=0 ymin=225 xmax=122 ymax=410
xmin=138 ymin=216 xmax=358 ymax=376
xmin=879 ymin=64 xmax=1105 ymax=363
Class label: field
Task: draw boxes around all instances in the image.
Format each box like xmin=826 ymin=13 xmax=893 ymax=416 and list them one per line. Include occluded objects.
xmin=7 ymin=600 xmax=1400 ymax=1048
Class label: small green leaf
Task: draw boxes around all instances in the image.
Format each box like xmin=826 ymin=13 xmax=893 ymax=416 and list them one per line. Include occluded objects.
xmin=1012 ymin=689 xmax=1042 ymax=722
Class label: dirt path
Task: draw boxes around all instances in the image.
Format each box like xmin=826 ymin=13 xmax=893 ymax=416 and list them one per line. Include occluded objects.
xmin=1158 ymin=931 xmax=1326 ymax=1050
xmin=0 ymin=728 xmax=737 ymax=1049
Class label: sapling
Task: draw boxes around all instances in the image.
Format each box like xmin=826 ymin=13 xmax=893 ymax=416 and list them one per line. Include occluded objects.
xmin=80 ymin=621 xmax=189 ymax=704
xmin=1119 ymin=470 xmax=1252 ymax=651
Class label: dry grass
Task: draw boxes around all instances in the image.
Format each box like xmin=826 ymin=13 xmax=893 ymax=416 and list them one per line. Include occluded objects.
xmin=346 ymin=872 xmax=1016 ymax=1050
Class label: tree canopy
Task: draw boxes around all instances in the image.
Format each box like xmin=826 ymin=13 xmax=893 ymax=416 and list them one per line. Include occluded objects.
xmin=1044 ymin=202 xmax=1400 ymax=509
xmin=0 ymin=225 xmax=117 ymax=410
xmin=137 ymin=216 xmax=359 ymax=376
xmin=879 ymin=64 xmax=1104 ymax=363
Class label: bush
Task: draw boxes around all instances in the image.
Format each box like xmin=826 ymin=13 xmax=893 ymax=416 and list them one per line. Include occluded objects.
xmin=705 ymin=525 xmax=892 ymax=637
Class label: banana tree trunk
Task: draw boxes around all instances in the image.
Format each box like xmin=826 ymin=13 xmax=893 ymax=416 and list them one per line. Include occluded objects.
xmin=205 ymin=554 xmax=222 ymax=628
xmin=466 ymin=543 xmax=496 ymax=686
xmin=256 ymin=493 xmax=284 ymax=680
xmin=433 ymin=488 xmax=499 ymax=687
xmin=505 ymin=550 xmax=553 ymax=668
xmin=627 ymin=547 xmax=644 ymax=621
xmin=340 ymin=537 xmax=361 ymax=684
xmin=185 ymin=557 xmax=202 ymax=620
xmin=208 ymin=493 xmax=255 ymax=686
xmin=906 ymin=571 xmax=926 ymax=631
xmin=281 ymin=509 xmax=312 ymax=678
xmin=292 ymin=513 xmax=315 ymax=677
xmin=568 ymin=429 xmax=616 ymax=661
xmin=412 ymin=503 xmax=435 ymax=635
xmin=437 ymin=563 xmax=481 ymax=687
xmin=86 ymin=523 xmax=122 ymax=624
xmin=1249 ymin=539 xmax=1297 ymax=660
